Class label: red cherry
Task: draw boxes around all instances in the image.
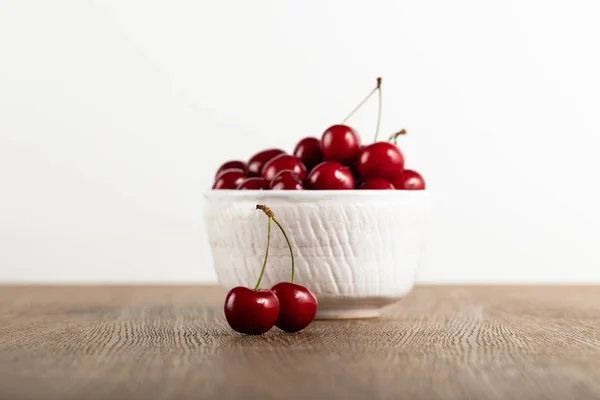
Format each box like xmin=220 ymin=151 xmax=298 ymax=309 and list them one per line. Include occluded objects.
xmin=349 ymin=159 xmax=361 ymax=181
xmin=271 ymin=282 xmax=318 ymax=333
xmin=293 ymin=137 xmax=324 ymax=170
xmin=307 ymin=161 xmax=355 ymax=190
xmin=247 ymin=149 xmax=285 ymax=177
xmin=392 ymin=169 xmax=426 ymax=190
xmin=360 ymin=178 xmax=395 ymax=190
xmin=216 ymin=160 xmax=246 ymax=178
xmin=269 ymin=170 xmax=305 ymax=190
xmin=212 ymin=169 xmax=247 ymax=189
xmin=261 ymin=154 xmax=308 ymax=181
xmin=216 ymin=167 xmax=244 ymax=180
xmin=357 ymin=142 xmax=405 ymax=182
xmin=320 ymin=125 xmax=361 ymax=165
xmin=237 ymin=177 xmax=270 ymax=190
xmin=350 ymin=155 xmax=363 ymax=188
xmin=224 ymin=287 xmax=280 ymax=335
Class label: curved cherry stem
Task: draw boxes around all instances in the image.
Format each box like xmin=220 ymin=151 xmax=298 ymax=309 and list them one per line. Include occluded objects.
xmin=253 ymin=217 xmax=271 ymax=291
xmin=256 ymin=204 xmax=296 ymax=284
xmin=341 ymin=77 xmax=382 ymax=124
xmin=388 ymin=129 xmax=407 ymax=145
xmin=272 ymin=218 xmax=295 ymax=284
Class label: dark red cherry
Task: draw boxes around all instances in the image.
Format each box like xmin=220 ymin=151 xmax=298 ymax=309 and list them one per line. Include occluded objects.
xmin=360 ymin=178 xmax=395 ymax=190
xmin=357 ymin=142 xmax=405 ymax=182
xmin=216 ymin=160 xmax=246 ymax=178
xmin=320 ymin=125 xmax=361 ymax=165
xmin=216 ymin=167 xmax=245 ymax=180
xmin=247 ymin=149 xmax=285 ymax=177
xmin=349 ymin=159 xmax=361 ymax=181
xmin=224 ymin=287 xmax=280 ymax=335
xmin=213 ymin=169 xmax=247 ymax=189
xmin=350 ymin=155 xmax=363 ymax=188
xmin=271 ymin=282 xmax=317 ymax=333
xmin=269 ymin=170 xmax=305 ymax=190
xmin=392 ymin=169 xmax=426 ymax=190
xmin=261 ymin=154 xmax=308 ymax=182
xmin=237 ymin=177 xmax=270 ymax=190
xmin=307 ymin=161 xmax=354 ymax=190
xmin=293 ymin=137 xmax=324 ymax=170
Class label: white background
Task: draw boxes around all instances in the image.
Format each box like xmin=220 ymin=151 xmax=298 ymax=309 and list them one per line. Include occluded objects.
xmin=1 ymin=0 xmax=599 ymax=283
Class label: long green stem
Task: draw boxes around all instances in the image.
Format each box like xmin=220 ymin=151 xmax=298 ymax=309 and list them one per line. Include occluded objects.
xmin=255 ymin=204 xmax=296 ymax=284
xmin=272 ymin=218 xmax=295 ymax=284
xmin=374 ymin=78 xmax=382 ymax=142
xmin=253 ymin=217 xmax=271 ymax=291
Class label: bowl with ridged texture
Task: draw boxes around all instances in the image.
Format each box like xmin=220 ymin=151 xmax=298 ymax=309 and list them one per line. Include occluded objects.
xmin=203 ymin=190 xmax=431 ymax=319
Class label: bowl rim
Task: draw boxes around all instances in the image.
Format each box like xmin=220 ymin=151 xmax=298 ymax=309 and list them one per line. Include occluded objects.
xmin=204 ymin=189 xmax=430 ymax=202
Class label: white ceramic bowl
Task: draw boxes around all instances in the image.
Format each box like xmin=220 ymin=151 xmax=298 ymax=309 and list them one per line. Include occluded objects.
xmin=203 ymin=190 xmax=431 ymax=319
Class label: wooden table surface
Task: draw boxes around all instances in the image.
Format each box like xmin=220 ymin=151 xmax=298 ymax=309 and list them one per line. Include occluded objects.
xmin=1 ymin=285 xmax=600 ymax=400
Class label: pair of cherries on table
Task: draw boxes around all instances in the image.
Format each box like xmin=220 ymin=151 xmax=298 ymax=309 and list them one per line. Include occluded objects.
xmin=224 ymin=205 xmax=318 ymax=335
xmin=212 ymin=78 xmax=425 ymax=192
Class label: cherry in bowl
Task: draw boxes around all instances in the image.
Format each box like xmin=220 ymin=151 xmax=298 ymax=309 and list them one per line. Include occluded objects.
xmin=357 ymin=142 xmax=405 ymax=182
xmin=237 ymin=177 xmax=270 ymax=190
xmin=392 ymin=169 xmax=426 ymax=190
xmin=321 ymin=125 xmax=361 ymax=166
xmin=216 ymin=160 xmax=246 ymax=178
xmin=261 ymin=154 xmax=308 ymax=182
xmin=307 ymin=161 xmax=355 ymax=190
xmin=213 ymin=169 xmax=247 ymax=190
xmin=270 ymin=170 xmax=305 ymax=190
xmin=247 ymin=149 xmax=285 ymax=177
xmin=293 ymin=137 xmax=324 ymax=171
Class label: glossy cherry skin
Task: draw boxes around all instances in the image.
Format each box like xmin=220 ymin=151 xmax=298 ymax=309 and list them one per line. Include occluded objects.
xmin=321 ymin=125 xmax=361 ymax=165
xmin=261 ymin=154 xmax=308 ymax=181
xmin=392 ymin=169 xmax=426 ymax=190
xmin=215 ymin=160 xmax=246 ymax=178
xmin=357 ymin=142 xmax=405 ymax=182
xmin=216 ymin=167 xmax=245 ymax=180
xmin=224 ymin=287 xmax=280 ymax=335
xmin=237 ymin=177 xmax=270 ymax=190
xmin=269 ymin=170 xmax=305 ymax=190
xmin=247 ymin=149 xmax=285 ymax=177
xmin=360 ymin=178 xmax=395 ymax=190
xmin=307 ymin=161 xmax=355 ymax=190
xmin=212 ymin=169 xmax=247 ymax=189
xmin=271 ymin=282 xmax=318 ymax=333
xmin=293 ymin=137 xmax=324 ymax=171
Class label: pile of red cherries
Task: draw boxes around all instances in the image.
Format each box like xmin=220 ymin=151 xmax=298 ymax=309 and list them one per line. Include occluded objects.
xmin=212 ymin=78 xmax=425 ymax=191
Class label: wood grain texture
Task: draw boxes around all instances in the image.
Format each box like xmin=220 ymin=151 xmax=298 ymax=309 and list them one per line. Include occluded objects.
xmin=1 ymin=285 xmax=600 ymax=400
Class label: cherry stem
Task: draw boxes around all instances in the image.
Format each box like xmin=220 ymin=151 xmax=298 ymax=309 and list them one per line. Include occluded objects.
xmin=253 ymin=217 xmax=271 ymax=291
xmin=388 ymin=129 xmax=407 ymax=145
xmin=374 ymin=77 xmax=382 ymax=142
xmin=341 ymin=77 xmax=382 ymax=124
xmin=256 ymin=204 xmax=296 ymax=284
xmin=272 ymin=218 xmax=295 ymax=284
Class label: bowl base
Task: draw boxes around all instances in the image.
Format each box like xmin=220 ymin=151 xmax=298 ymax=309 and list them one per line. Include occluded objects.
xmin=314 ymin=295 xmax=402 ymax=320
